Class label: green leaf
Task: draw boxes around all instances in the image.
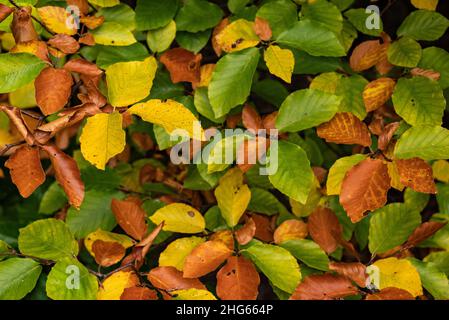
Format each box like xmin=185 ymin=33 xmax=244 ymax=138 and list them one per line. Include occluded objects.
xmin=344 ymin=8 xmax=383 ymax=36
xmin=331 ymin=0 xmax=354 ymax=11
xmin=326 ymin=154 xmax=367 ymax=195
xmin=280 ymin=239 xmax=330 ymax=271
xmin=66 ymin=190 xmax=125 ymax=239
xmin=146 ymin=20 xmax=177 ymax=53
xmin=204 ymin=206 xmax=227 ymax=231
xmin=420 ymin=214 xmax=449 ymax=250
xmin=302 ymin=0 xmax=343 ymax=32
xmin=19 ymin=219 xmax=79 ymax=261
xmin=368 ymin=203 xmax=421 ymax=254
xmin=194 ymin=87 xmax=226 ymax=123
xmin=91 ymin=22 xmax=137 ymax=46
xmin=256 ymin=0 xmax=297 ymax=38
xmin=387 ymin=37 xmax=422 ymax=68
xmin=88 ymin=0 xmax=119 ymax=7
xmin=175 ymin=0 xmax=223 ymax=32
xmin=242 ymin=240 xmax=301 ymax=294
xmin=96 ymin=43 xmax=149 ymax=69
xmin=46 ymin=257 xmax=98 ymax=300
xmin=228 ymin=0 xmax=250 ymax=13
xmin=97 ymin=3 xmax=135 ymax=31
xmin=291 ymin=49 xmax=340 ymax=75
xmin=251 ymin=78 xmax=289 ymax=107
xmin=408 ymin=258 xmax=449 ymax=300
xmin=335 ymin=75 xmax=368 ymax=120
xmin=208 ymin=48 xmax=260 ymax=118
xmin=176 ymin=30 xmax=211 ymax=54
xmin=248 ymin=187 xmax=283 ymax=216
xmin=0 ymin=258 xmax=42 ymax=300
xmin=424 ymin=251 xmax=449 ymax=276
xmin=268 ymin=141 xmax=314 ymax=204
xmin=277 ymin=20 xmax=346 ymax=57
xmin=276 ymin=89 xmax=341 ymax=132
xmin=393 ymin=77 xmax=445 ymax=127
xmin=38 ymin=182 xmax=67 ymax=215
xmin=418 ymin=47 xmax=449 ymax=90
xmin=436 ymin=183 xmax=449 ymax=214
xmin=135 ymin=0 xmax=178 ymax=31
xmin=0 ymin=53 xmax=46 ymax=93
xmin=404 ymin=188 xmax=429 ymax=213
xmin=397 ymin=10 xmax=449 ymax=41
xmin=394 ymin=126 xmax=449 ymax=160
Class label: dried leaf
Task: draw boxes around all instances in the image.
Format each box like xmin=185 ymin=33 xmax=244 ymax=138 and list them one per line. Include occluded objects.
xmin=378 ymin=122 xmax=400 ymax=151
xmin=403 ymin=221 xmax=447 ymax=249
xmin=251 ymin=214 xmax=275 ymax=243
xmin=97 ymin=271 xmax=140 ymax=300
xmin=10 ymin=40 xmax=49 ymax=61
xmin=64 ymin=58 xmax=103 ymax=77
xmin=160 ymin=48 xmax=202 ymax=84
xmin=215 ymin=19 xmax=259 ymax=53
xmin=329 ymin=262 xmax=367 ymax=287
xmin=148 ymin=266 xmax=206 ymax=292
xmin=120 ymin=287 xmax=158 ymax=300
xmin=410 ymin=68 xmax=441 ymax=81
xmin=363 ymin=78 xmax=396 ymax=112
xmin=242 ymin=104 xmax=263 ymax=132
xmin=111 ymin=198 xmax=148 ymax=241
xmin=212 ymin=18 xmax=229 ymax=56
xmin=92 ymin=240 xmax=125 ymax=267
xmin=395 ymin=158 xmax=436 ymax=194
xmin=365 ymin=287 xmax=414 ymax=300
xmin=80 ymin=15 xmax=104 ymax=30
xmin=253 ymin=17 xmax=272 ymax=41
xmin=12 ymin=7 xmax=38 ymax=43
xmin=209 ymin=230 xmax=234 ymax=251
xmin=290 ymin=274 xmax=359 ymax=300
xmin=273 ymin=219 xmax=308 ymax=245
xmin=35 ymin=67 xmax=73 ymax=115
xmin=47 ymin=34 xmax=80 ymax=54
xmin=308 ymin=207 xmax=342 ymax=254
xmin=235 ymin=218 xmax=256 ymax=246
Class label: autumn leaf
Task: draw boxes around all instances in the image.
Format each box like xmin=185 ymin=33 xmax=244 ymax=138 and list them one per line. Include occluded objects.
xmin=363 ymin=78 xmax=396 ymax=112
xmin=84 ymin=229 xmax=134 ymax=259
xmin=290 ymin=274 xmax=359 ymax=300
xmin=394 ymin=158 xmax=437 ymax=194
xmin=307 ymin=207 xmax=342 ymax=254
xmin=329 ymin=262 xmax=367 ymax=288
xmin=150 ymin=203 xmax=205 ymax=233
xmin=273 ymin=219 xmax=308 ymax=245
xmin=160 ymin=48 xmax=202 ymax=84
xmin=241 ymin=104 xmax=263 ymax=132
xmin=147 ymin=266 xmax=206 ymax=292
xmin=37 ymin=6 xmax=78 ymax=35
xmin=12 ymin=7 xmax=38 ymax=43
xmin=378 ymin=122 xmax=400 ymax=151
xmin=97 ymin=271 xmax=140 ymax=300
xmin=264 ymin=45 xmax=294 ymax=83
xmin=91 ymin=240 xmax=125 ymax=267
xmin=35 ymin=67 xmax=73 ymax=115
xmin=215 ymin=19 xmax=259 ymax=53
xmin=350 ymin=40 xmax=383 ymax=72
xmin=411 ymin=0 xmax=438 ymax=10
xmin=340 ymin=158 xmax=391 ymax=223
xmin=120 ymin=287 xmax=158 ymax=300
xmin=209 ymin=230 xmax=234 ymax=251
xmin=432 ymin=160 xmax=449 ymax=183
xmin=365 ymin=287 xmax=414 ymax=300
xmin=159 ymin=237 xmax=205 ymax=271
xmin=253 ymin=17 xmax=272 ymax=41
xmin=111 ymin=198 xmax=148 ymax=240
xmin=235 ymin=218 xmax=256 ymax=246
xmin=403 ymin=221 xmax=447 ymax=249
xmin=64 ymin=58 xmax=103 ymax=77
xmin=47 ymin=34 xmax=80 ymax=54
xmin=0 ymin=4 xmax=13 ymax=23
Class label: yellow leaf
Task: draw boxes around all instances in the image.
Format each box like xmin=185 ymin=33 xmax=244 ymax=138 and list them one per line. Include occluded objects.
xmin=310 ymin=72 xmax=343 ymax=94
xmin=0 ymin=129 xmax=19 ymax=148
xmin=150 ymin=203 xmax=206 ymax=234
xmin=326 ymin=154 xmax=367 ymax=195
xmin=159 ymin=236 xmax=205 ymax=271
xmin=432 ymin=160 xmax=449 ymax=183
xmin=215 ymin=19 xmax=260 ymax=53
xmin=37 ymin=6 xmax=77 ymax=35
xmin=128 ymin=99 xmax=204 ymax=140
xmin=197 ymin=64 xmax=216 ymax=88
xmin=387 ymin=161 xmax=405 ymax=191
xmin=84 ymin=229 xmax=135 ymax=258
xmin=97 ymin=271 xmax=140 ymax=300
xmin=89 ymin=0 xmax=119 ymax=7
xmin=0 ymin=33 xmax=15 ymax=51
xmin=9 ymin=81 xmax=36 ymax=109
xmin=171 ymin=288 xmax=217 ymax=300
xmin=370 ymin=257 xmax=423 ymax=297
xmin=290 ymin=183 xmax=321 ymax=217
xmin=214 ymin=167 xmax=251 ymax=227
xmin=264 ymin=45 xmax=295 ymax=83
xmin=79 ymin=112 xmax=126 ymax=170
xmin=411 ymin=0 xmax=438 ymax=10
xmin=105 ymin=57 xmax=157 ymax=107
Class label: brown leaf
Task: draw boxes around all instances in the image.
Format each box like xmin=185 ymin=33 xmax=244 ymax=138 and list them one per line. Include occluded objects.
xmin=64 ymin=58 xmax=103 ymax=77
xmin=160 ymin=48 xmax=202 ymax=84
xmin=262 ymin=112 xmax=278 ymax=131
xmin=290 ymin=274 xmax=359 ymax=300
xmin=209 ymin=230 xmax=234 ymax=251
xmin=35 ymin=67 xmax=73 ymax=115
xmin=395 ymin=158 xmax=436 ymax=194
xmin=183 ymin=240 xmax=233 ymax=278
xmin=79 ymin=74 xmax=107 ymax=108
xmin=242 ymin=104 xmax=263 ymax=132
xmin=253 ymin=17 xmax=272 ymax=41
xmin=212 ymin=18 xmax=229 ymax=56
xmin=403 ymin=221 xmax=447 ymax=249
xmin=308 ymin=207 xmax=342 ymax=254
xmin=235 ymin=218 xmax=256 ymax=245
xmin=317 ymin=113 xmax=372 ymax=147
xmin=375 ymin=33 xmax=394 ymax=75
xmin=111 ymin=198 xmax=148 ymax=241
xmin=340 ymin=158 xmax=391 ymax=223
xmin=349 ymin=40 xmax=382 ymax=72
xmin=363 ymin=78 xmax=396 ymax=112
xmin=216 ymin=256 xmax=260 ymax=300
xmin=11 ymin=7 xmax=38 ymax=43
xmin=377 ymin=122 xmax=400 ymax=151
xmin=365 ymin=287 xmax=414 ymax=300
xmin=48 ymin=34 xmax=80 ymax=54
xmin=0 ymin=105 xmax=35 ymax=145
xmin=329 ymin=262 xmax=367 ymax=287
xmin=92 ymin=240 xmax=125 ymax=267
xmin=251 ymin=213 xmax=275 ymax=242
xmin=312 ymin=167 xmax=327 ymax=184
xmin=410 ymin=68 xmax=441 ymax=81
xmin=236 ymin=136 xmax=269 ymax=173
xmin=120 ymin=287 xmax=158 ymax=300
xmin=80 ymin=15 xmax=104 ymax=29
xmin=273 ymin=219 xmax=308 ymax=245
xmin=226 ymin=113 xmax=241 ymax=129
xmin=67 ymin=0 xmax=89 ymax=16
xmin=5 ymin=146 xmax=45 ymax=198
xmin=41 ymin=144 xmax=84 ymax=208
xmin=79 ymin=33 xmax=95 ymax=46
xmin=148 ymin=266 xmax=206 ymax=292
xmin=10 ymin=40 xmax=49 ymax=61
xmin=0 ymin=4 xmax=13 ymax=23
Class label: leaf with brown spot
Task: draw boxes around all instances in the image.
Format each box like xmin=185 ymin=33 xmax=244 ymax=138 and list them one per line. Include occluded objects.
xmin=92 ymin=239 xmax=125 ymax=267
xmin=216 ymin=256 xmax=260 ymax=300
xmin=35 ymin=67 xmax=73 ymax=115
xmin=308 ymin=207 xmax=342 ymax=254
xmin=5 ymin=145 xmax=45 ymax=198
xmin=0 ymin=4 xmax=13 ymax=23
xmin=365 ymin=287 xmax=414 ymax=300
xmin=48 ymin=34 xmax=80 ymax=54
xmin=160 ymin=48 xmax=202 ymax=84
xmin=329 ymin=262 xmax=367 ymax=287
xmin=349 ymin=40 xmax=382 ymax=72
xmin=148 ymin=266 xmax=206 ymax=292
xmin=317 ymin=112 xmax=371 ymax=147
xmin=64 ymin=58 xmax=103 ymax=77
xmin=41 ymin=144 xmax=84 ymax=208
xmin=183 ymin=240 xmax=233 ymax=278
xmin=403 ymin=221 xmax=447 ymax=249
xmin=11 ymin=7 xmax=38 ymax=43
xmin=253 ymin=17 xmax=272 ymax=41
xmin=111 ymin=198 xmax=148 ymax=241
xmin=235 ymin=218 xmax=256 ymax=246
xmin=410 ymin=68 xmax=440 ymax=81
xmin=273 ymin=219 xmax=308 ymax=245
xmin=212 ymin=18 xmax=229 ymax=56
xmin=242 ymin=104 xmax=263 ymax=132
xmin=394 ymin=158 xmax=436 ymax=194
xmin=120 ymin=287 xmax=158 ymax=300
xmin=377 ymin=122 xmax=400 ymax=151
xmin=340 ymin=158 xmax=391 ymax=223
xmin=289 ymin=274 xmax=359 ymax=300
xmin=363 ymin=78 xmax=395 ymax=112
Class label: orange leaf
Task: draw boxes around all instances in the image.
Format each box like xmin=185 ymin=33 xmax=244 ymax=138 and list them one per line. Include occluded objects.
xmin=395 ymin=158 xmax=436 ymax=194
xmin=160 ymin=48 xmax=202 ymax=84
xmin=317 ymin=112 xmax=372 ymax=147
xmin=363 ymin=78 xmax=396 ymax=112
xmin=80 ymin=15 xmax=104 ymax=30
xmin=340 ymin=158 xmax=391 ymax=223
xmin=147 ymin=266 xmax=206 ymax=292
xmin=183 ymin=240 xmax=233 ymax=278
xmin=120 ymin=287 xmax=158 ymax=300
xmin=5 ymin=145 xmax=45 ymax=198
xmin=48 ymin=34 xmax=80 ymax=54
xmin=212 ymin=18 xmax=229 ymax=56
xmin=111 ymin=198 xmax=148 ymax=241
xmin=242 ymin=104 xmax=263 ymax=132
xmin=329 ymin=262 xmax=367 ymax=288
xmin=216 ymin=256 xmax=260 ymax=300
xmin=251 ymin=214 xmax=275 ymax=243
xmin=253 ymin=17 xmax=272 ymax=41
xmin=403 ymin=221 xmax=447 ymax=249
xmin=67 ymin=0 xmax=89 ymax=16
xmin=349 ymin=40 xmax=382 ymax=72
xmin=375 ymin=36 xmax=394 ymax=75
xmin=235 ymin=218 xmax=256 ymax=246
xmin=11 ymin=7 xmax=38 ymax=43
xmin=64 ymin=58 xmax=103 ymax=77
xmin=10 ymin=40 xmax=49 ymax=61
xmin=410 ymin=68 xmax=441 ymax=81
xmin=307 ymin=207 xmax=342 ymax=254
xmin=79 ymin=33 xmax=95 ymax=46
xmin=365 ymin=287 xmax=414 ymax=300
xmin=92 ymin=239 xmax=125 ymax=267
xmin=290 ymin=274 xmax=359 ymax=300
xmin=209 ymin=230 xmax=234 ymax=251
xmin=35 ymin=67 xmax=73 ymax=115
xmin=377 ymin=122 xmax=399 ymax=151
xmin=273 ymin=219 xmax=308 ymax=245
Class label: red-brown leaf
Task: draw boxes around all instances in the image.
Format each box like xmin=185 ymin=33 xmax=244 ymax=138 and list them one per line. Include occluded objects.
xmin=35 ymin=67 xmax=73 ymax=115
xmin=394 ymin=158 xmax=436 ymax=194
xmin=120 ymin=287 xmax=158 ymax=300
xmin=329 ymin=262 xmax=367 ymax=287
xmin=64 ymin=58 xmax=103 ymax=77
xmin=253 ymin=17 xmax=272 ymax=41
xmin=242 ymin=104 xmax=263 ymax=132
xmin=5 ymin=145 xmax=45 ymax=198
xmin=79 ymin=33 xmax=95 ymax=46
xmin=160 ymin=48 xmax=202 ymax=84
xmin=403 ymin=221 xmax=447 ymax=249
xmin=308 ymin=207 xmax=342 ymax=254
xmin=410 ymin=68 xmax=441 ymax=81
xmin=290 ymin=274 xmax=359 ymax=300
xmin=349 ymin=40 xmax=383 ymax=72
xmin=111 ymin=198 xmax=148 ymax=241
xmin=340 ymin=158 xmax=391 ymax=223
xmin=235 ymin=218 xmax=256 ymax=245
xmin=377 ymin=122 xmax=400 ymax=151
xmin=251 ymin=213 xmax=275 ymax=243
xmin=11 ymin=7 xmax=38 ymax=43
xmin=365 ymin=287 xmax=414 ymax=300
xmin=92 ymin=240 xmax=125 ymax=267
xmin=148 ymin=266 xmax=206 ymax=291
xmin=273 ymin=219 xmax=308 ymax=245
xmin=48 ymin=34 xmax=80 ymax=54
xmin=67 ymin=0 xmax=89 ymax=15
xmin=216 ymin=256 xmax=260 ymax=300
